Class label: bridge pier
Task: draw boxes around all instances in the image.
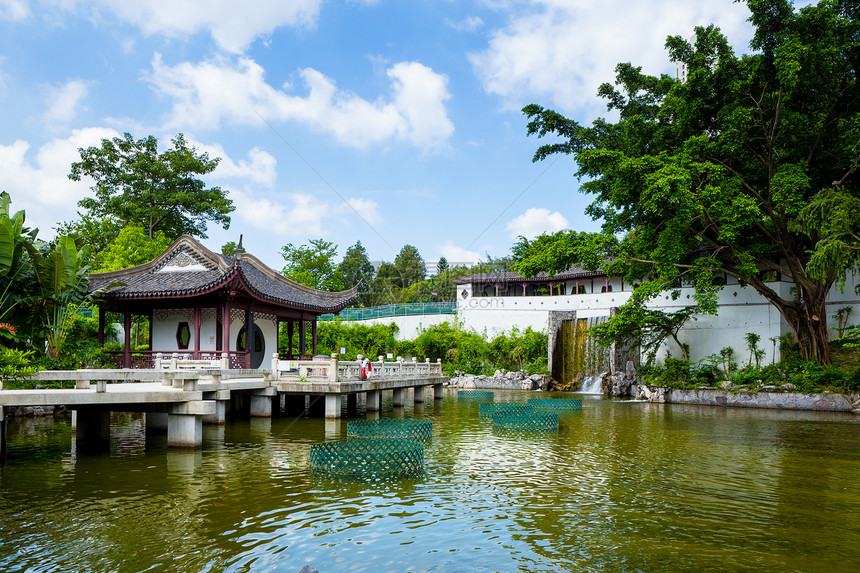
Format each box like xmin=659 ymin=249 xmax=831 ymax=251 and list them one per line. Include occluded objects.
xmin=325 ymin=394 xmax=341 ymax=419
xmin=251 ymin=388 xmax=278 ymax=417
xmin=365 ymin=390 xmax=381 ymax=412
xmin=165 ymin=402 xmax=215 ymax=448
xmin=203 ymin=390 xmax=231 ymax=424
xmin=434 ymin=383 xmax=444 ymax=400
xmin=414 ymin=386 xmax=425 ymax=403
xmin=167 ymin=414 xmax=202 ymax=447
xmin=392 ymin=388 xmax=404 ymax=407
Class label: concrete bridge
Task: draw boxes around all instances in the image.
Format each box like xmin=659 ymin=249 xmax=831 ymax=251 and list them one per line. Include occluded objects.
xmin=0 ymin=354 xmax=446 ymax=459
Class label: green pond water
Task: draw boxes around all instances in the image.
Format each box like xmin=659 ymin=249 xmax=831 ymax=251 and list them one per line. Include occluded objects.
xmin=1 ymin=391 xmax=859 ymax=572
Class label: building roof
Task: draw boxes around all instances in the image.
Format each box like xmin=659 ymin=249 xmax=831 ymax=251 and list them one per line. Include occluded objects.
xmin=453 ymin=267 xmax=606 ymax=285
xmin=88 ymin=235 xmax=358 ymax=313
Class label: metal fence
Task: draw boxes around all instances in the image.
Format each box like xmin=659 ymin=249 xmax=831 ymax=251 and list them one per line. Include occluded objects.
xmin=319 ymin=302 xmax=458 ymax=322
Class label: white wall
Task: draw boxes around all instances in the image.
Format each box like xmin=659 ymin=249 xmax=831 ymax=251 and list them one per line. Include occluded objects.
xmin=151 ymin=311 xmax=277 ymax=355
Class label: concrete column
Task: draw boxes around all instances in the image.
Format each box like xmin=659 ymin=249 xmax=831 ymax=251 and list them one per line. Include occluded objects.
xmin=325 ymin=394 xmax=342 ymax=418
xmin=392 ymin=388 xmax=404 ymax=407
xmin=203 ymin=401 xmax=227 ymax=424
xmin=167 ymin=414 xmax=203 ymax=447
xmin=434 ymin=383 xmax=444 ymax=400
xmin=146 ymin=412 xmax=169 ymax=432
xmin=365 ymin=390 xmax=381 ymax=411
xmin=250 ymin=395 xmax=273 ymax=417
xmin=414 ymin=386 xmax=425 ymax=403
xmin=346 ymin=393 xmax=357 ymax=416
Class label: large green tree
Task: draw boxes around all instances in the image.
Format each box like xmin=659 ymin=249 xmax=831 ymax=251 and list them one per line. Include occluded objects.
xmin=393 ymin=244 xmax=426 ymax=288
xmin=515 ymin=0 xmax=859 ymax=364
xmin=281 ymin=238 xmax=345 ymax=291
xmin=69 ymin=133 xmax=234 ymax=239
xmin=337 ymin=241 xmax=375 ymax=305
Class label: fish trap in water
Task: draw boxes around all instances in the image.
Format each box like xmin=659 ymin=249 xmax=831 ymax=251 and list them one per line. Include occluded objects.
xmin=309 ymin=439 xmax=424 ymax=478
xmin=528 ymin=398 xmax=583 ymax=411
xmin=478 ymin=402 xmax=533 ymax=418
xmin=492 ymin=411 xmax=559 ymax=431
xmin=457 ymin=390 xmax=495 ymax=402
xmin=346 ymin=419 xmax=433 ymax=441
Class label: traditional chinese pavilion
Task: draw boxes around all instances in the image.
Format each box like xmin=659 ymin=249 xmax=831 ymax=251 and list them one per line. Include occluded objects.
xmin=88 ymin=235 xmax=357 ymax=369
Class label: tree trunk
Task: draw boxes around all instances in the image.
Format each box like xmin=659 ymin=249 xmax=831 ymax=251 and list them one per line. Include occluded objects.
xmin=771 ymin=291 xmax=832 ymax=365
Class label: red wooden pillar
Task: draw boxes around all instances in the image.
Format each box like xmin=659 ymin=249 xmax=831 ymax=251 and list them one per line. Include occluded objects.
xmin=287 ymin=320 xmax=294 ymax=359
xmin=123 ymin=311 xmax=132 ymax=368
xmin=193 ymin=306 xmax=202 ymax=359
xmin=223 ymin=300 xmax=231 ymax=364
xmin=522 ymin=284 xmax=527 ymax=296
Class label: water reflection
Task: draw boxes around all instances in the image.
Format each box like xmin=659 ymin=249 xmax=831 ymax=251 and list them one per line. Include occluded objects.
xmin=0 ymin=394 xmax=859 ymax=572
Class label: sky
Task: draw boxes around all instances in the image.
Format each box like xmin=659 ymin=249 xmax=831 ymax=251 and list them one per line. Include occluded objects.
xmin=0 ymin=0 xmax=803 ymax=272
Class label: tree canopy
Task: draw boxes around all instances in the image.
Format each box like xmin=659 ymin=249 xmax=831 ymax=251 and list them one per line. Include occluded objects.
xmin=69 ymin=133 xmax=234 ymax=239
xmin=281 ymin=238 xmax=345 ymax=291
xmin=393 ymin=244 xmax=426 ymax=288
xmin=515 ymin=0 xmax=859 ymax=364
xmin=337 ymin=241 xmax=375 ymax=305
xmin=94 ymin=225 xmax=172 ymax=272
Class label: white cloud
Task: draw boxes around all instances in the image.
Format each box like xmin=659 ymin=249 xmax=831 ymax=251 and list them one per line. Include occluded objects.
xmin=0 ymin=129 xmax=288 ymax=240
xmin=0 ymin=0 xmax=29 ymax=21
xmin=186 ymin=138 xmax=277 ymax=187
xmin=93 ymin=0 xmax=321 ymax=53
xmin=232 ymin=189 xmax=381 ymax=238
xmin=0 ymin=127 xmax=119 ymax=234
xmin=437 ymin=241 xmax=481 ymax=265
xmin=43 ymin=79 xmax=90 ymax=124
xmin=146 ymin=55 xmax=454 ymax=151
xmin=447 ymin=16 xmax=484 ymax=32
xmin=470 ymin=0 xmax=753 ymax=116
xmin=506 ymin=207 xmax=568 ymax=239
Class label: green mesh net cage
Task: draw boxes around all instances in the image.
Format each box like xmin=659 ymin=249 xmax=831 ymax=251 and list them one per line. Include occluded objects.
xmin=528 ymin=398 xmax=583 ymax=411
xmin=346 ymin=419 xmax=433 ymax=441
xmin=310 ymin=439 xmax=424 ymax=478
xmin=492 ymin=411 xmax=559 ymax=431
xmin=478 ymin=402 xmax=533 ymax=418
xmin=457 ymin=390 xmax=495 ymax=402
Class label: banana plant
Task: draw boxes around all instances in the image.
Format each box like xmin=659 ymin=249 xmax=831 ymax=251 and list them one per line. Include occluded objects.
xmin=0 ymin=191 xmax=38 ymax=343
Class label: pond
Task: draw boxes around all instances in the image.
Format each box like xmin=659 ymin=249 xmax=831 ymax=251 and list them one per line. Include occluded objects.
xmin=1 ymin=392 xmax=859 ymax=572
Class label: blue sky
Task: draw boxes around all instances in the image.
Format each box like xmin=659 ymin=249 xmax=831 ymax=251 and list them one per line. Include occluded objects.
xmin=0 ymin=0 xmax=783 ymax=271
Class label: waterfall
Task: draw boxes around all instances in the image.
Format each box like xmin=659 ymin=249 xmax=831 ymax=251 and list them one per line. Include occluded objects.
xmin=552 ymin=316 xmax=611 ymax=393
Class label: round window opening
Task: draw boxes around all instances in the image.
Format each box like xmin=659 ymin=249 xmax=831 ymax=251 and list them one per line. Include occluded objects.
xmin=236 ymin=324 xmax=265 ymax=368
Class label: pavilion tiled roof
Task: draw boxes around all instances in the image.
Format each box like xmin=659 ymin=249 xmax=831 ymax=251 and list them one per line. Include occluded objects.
xmin=88 ymin=235 xmax=358 ymax=313
xmin=453 ymin=267 xmax=606 ymax=285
